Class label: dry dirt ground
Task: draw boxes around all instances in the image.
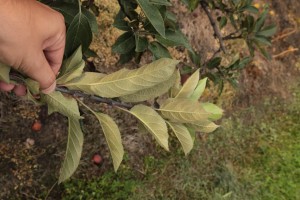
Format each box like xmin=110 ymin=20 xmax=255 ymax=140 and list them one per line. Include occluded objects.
xmin=0 ymin=0 xmax=299 ymax=199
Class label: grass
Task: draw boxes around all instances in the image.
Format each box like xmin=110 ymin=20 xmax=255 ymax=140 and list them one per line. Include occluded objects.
xmin=62 ymin=84 xmax=300 ymax=200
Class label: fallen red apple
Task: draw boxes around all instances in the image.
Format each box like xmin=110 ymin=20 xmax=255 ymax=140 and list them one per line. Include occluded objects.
xmin=92 ymin=154 xmax=102 ymax=165
xmin=32 ymin=120 xmax=42 ymax=132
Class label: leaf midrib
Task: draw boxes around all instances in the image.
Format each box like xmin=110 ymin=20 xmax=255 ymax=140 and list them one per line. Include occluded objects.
xmin=64 ymin=64 xmax=174 ymax=87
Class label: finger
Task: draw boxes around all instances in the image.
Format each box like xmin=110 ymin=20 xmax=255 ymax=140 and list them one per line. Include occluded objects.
xmin=44 ymin=28 xmax=66 ymax=75
xmin=0 ymin=81 xmax=15 ymax=92
xmin=13 ymin=84 xmax=27 ymax=96
xmin=23 ymin=51 xmax=56 ymax=94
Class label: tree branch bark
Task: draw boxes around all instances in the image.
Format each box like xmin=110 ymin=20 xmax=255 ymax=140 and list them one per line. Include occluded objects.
xmin=200 ymin=1 xmax=227 ymax=53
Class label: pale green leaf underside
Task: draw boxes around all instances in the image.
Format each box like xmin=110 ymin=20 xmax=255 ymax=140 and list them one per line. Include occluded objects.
xmin=93 ymin=112 xmax=124 ymax=172
xmin=201 ymin=102 xmax=223 ymax=120
xmin=188 ymin=121 xmax=219 ymax=133
xmin=170 ymin=69 xmax=182 ymax=98
xmin=129 ymin=105 xmax=169 ymax=151
xmin=25 ymin=79 xmax=42 ymax=105
xmin=60 ymin=46 xmax=83 ymax=76
xmin=65 ymin=58 xmax=179 ymax=98
xmin=176 ymin=69 xmax=200 ymax=98
xmin=167 ymin=122 xmax=193 ymax=155
xmin=42 ymin=91 xmax=82 ymax=120
xmin=57 ymin=60 xmax=85 ymax=84
xmin=159 ymin=98 xmax=209 ymax=123
xmin=59 ymin=118 xmax=84 ymax=183
xmin=64 ymin=72 xmax=106 ymax=92
xmin=0 ymin=62 xmax=11 ymax=83
xmin=25 ymin=79 xmax=40 ymax=95
xmin=120 ymin=71 xmax=177 ymax=102
xmin=190 ymin=77 xmax=208 ymax=101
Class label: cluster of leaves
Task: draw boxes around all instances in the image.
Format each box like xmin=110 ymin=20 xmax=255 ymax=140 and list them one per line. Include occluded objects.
xmin=33 ymin=47 xmax=222 ymax=183
xmin=111 ymin=0 xmax=275 ymax=93
xmin=39 ymin=0 xmax=99 ymax=57
xmin=205 ymin=55 xmax=252 ymax=94
xmin=184 ymin=0 xmax=275 ymax=93
xmin=207 ymin=0 xmax=276 ymax=58
xmin=0 ymin=46 xmax=222 ymax=184
xmin=0 ymin=0 xmax=275 ymax=184
xmin=112 ymin=0 xmax=194 ymax=63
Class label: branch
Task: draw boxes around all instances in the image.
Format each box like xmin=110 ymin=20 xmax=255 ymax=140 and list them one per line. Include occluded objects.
xmin=273 ymin=47 xmax=299 ymax=59
xmin=222 ymin=31 xmax=242 ymax=40
xmin=200 ymin=1 xmax=227 ymax=54
xmin=55 ymin=87 xmax=134 ymax=109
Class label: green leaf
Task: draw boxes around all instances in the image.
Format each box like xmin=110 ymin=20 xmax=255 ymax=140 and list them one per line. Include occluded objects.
xmin=149 ymin=0 xmax=172 ymax=6
xmin=165 ymin=11 xmax=178 ymax=30
xmin=82 ymin=7 xmax=98 ymax=33
xmin=159 ymin=98 xmax=209 ymax=123
xmin=84 ymin=48 xmax=98 ymax=58
xmin=25 ymin=79 xmax=42 ymax=105
xmin=167 ymin=122 xmax=193 ymax=155
xmin=60 ymin=46 xmax=83 ymax=76
xmin=257 ymin=24 xmax=277 ymax=37
xmin=253 ymin=36 xmax=272 ymax=46
xmin=188 ymin=0 xmax=199 ymax=11
xmin=135 ymin=34 xmax=149 ymax=52
xmin=65 ymin=58 xmax=178 ymax=98
xmin=113 ymin=11 xmax=131 ymax=31
xmin=241 ymin=5 xmax=259 ymax=13
xmin=187 ymin=126 xmax=196 ymax=142
xmin=201 ymin=102 xmax=223 ymax=120
xmin=176 ymin=69 xmax=200 ymax=98
xmin=118 ymin=0 xmax=138 ymax=20
xmin=58 ymin=118 xmax=84 ymax=183
xmin=118 ymin=49 xmax=136 ymax=64
xmin=25 ymin=79 xmax=40 ymax=95
xmin=256 ymin=45 xmax=271 ymax=60
xmin=254 ymin=6 xmax=268 ymax=32
xmin=219 ymin=16 xmax=227 ymax=29
xmin=170 ymin=69 xmax=182 ymax=98
xmin=156 ymin=29 xmax=192 ymax=51
xmin=57 ymin=60 xmax=85 ymax=84
xmin=188 ymin=121 xmax=219 ymax=133
xmin=0 ymin=62 xmax=11 ymax=83
xmin=112 ymin=32 xmax=135 ymax=54
xmin=136 ymin=0 xmax=166 ymax=37
xmin=120 ymin=71 xmax=177 ymax=102
xmin=92 ymin=112 xmax=124 ymax=171
xmin=42 ymin=91 xmax=82 ymax=120
xmin=188 ymin=51 xmax=201 ymax=67
xmin=128 ymin=105 xmax=169 ymax=151
xmin=148 ymin=41 xmax=171 ymax=59
xmin=65 ymin=10 xmax=93 ymax=57
xmin=190 ymin=77 xmax=208 ymax=101
xmin=207 ymin=57 xmax=222 ymax=69
xmin=244 ymin=15 xmax=255 ymax=33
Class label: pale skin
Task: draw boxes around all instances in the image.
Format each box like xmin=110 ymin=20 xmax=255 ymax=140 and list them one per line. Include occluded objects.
xmin=0 ymin=0 xmax=66 ymax=95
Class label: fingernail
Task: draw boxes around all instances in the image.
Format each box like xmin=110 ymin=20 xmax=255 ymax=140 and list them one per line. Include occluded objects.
xmin=41 ymin=81 xmax=56 ymax=94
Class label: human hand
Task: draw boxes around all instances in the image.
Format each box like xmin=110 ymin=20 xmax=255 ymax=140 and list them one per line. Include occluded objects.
xmin=0 ymin=0 xmax=66 ymax=95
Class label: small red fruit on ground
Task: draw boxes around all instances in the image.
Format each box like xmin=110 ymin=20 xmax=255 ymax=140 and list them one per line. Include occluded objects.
xmin=32 ymin=120 xmax=42 ymax=132
xmin=92 ymin=154 xmax=102 ymax=165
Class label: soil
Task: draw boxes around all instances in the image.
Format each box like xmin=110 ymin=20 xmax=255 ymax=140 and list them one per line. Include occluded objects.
xmin=0 ymin=0 xmax=299 ymax=199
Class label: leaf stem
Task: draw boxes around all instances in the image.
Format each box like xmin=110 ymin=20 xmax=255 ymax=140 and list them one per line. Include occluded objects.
xmin=55 ymin=87 xmax=133 ymax=109
xmin=78 ymin=0 xmax=81 ymax=13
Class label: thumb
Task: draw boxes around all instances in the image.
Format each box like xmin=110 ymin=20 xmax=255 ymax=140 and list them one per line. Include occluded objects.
xmin=23 ymin=51 xmax=57 ymax=94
